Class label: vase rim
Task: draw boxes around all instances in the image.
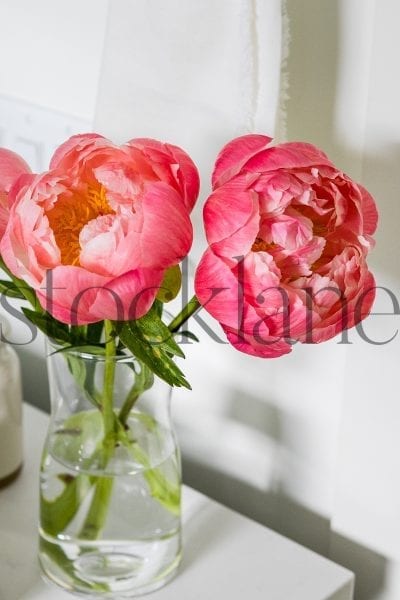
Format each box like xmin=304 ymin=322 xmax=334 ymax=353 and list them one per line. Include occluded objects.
xmin=46 ymin=338 xmax=138 ymax=363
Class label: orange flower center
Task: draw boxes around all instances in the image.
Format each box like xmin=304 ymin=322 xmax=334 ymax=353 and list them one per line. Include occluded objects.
xmin=251 ymin=237 xmax=276 ymax=253
xmin=46 ymin=185 xmax=114 ymax=265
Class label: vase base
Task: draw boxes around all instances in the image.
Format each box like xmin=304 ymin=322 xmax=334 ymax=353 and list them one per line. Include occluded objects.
xmin=74 ymin=551 xmax=145 ymax=582
xmin=39 ymin=547 xmax=182 ymax=598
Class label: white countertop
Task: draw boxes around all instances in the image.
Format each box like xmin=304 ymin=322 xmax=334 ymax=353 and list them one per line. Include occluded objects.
xmin=0 ymin=404 xmax=354 ymax=600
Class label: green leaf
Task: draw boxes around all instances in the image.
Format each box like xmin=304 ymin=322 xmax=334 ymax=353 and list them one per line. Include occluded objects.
xmin=49 ymin=345 xmax=106 ymax=408
xmin=66 ymin=354 xmax=88 ymax=390
xmin=153 ymin=299 xmax=164 ymax=318
xmin=135 ymin=305 xmax=185 ymax=358
xmin=144 ymin=467 xmax=181 ymax=516
xmin=41 ymin=411 xmax=105 ymax=539
xmin=87 ymin=321 xmax=104 ymax=344
xmin=179 ymin=330 xmax=200 ymax=343
xmin=116 ymin=425 xmax=181 ymax=516
xmin=50 ymin=344 xmax=107 ymax=357
xmin=63 ymin=354 xmax=103 ymax=408
xmin=0 ymin=280 xmax=26 ymax=299
xmin=156 ymin=265 xmax=182 ymax=303
xmin=52 ymin=411 xmax=105 ymax=467
xmin=22 ymin=308 xmax=70 ymax=344
xmin=118 ymin=309 xmax=191 ymax=389
xmin=41 ymin=473 xmax=92 ymax=537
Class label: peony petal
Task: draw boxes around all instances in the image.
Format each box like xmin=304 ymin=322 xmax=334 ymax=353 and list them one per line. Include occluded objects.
xmin=358 ymin=183 xmax=378 ymax=236
xmin=243 ymin=142 xmax=335 ymax=174
xmin=90 ymin=268 xmax=163 ymax=321
xmin=93 ymin=162 xmax=142 ymax=207
xmin=36 ymin=266 xmax=110 ymax=325
xmin=79 ymin=214 xmax=141 ymax=277
xmin=212 ymin=134 xmax=272 ymax=189
xmin=36 ymin=264 xmax=164 ymax=325
xmin=7 ymin=172 xmax=37 ymax=207
xmin=195 ymin=248 xmax=245 ymax=330
xmin=238 ymin=252 xmax=282 ymax=310
xmin=0 ymin=149 xmax=31 ymax=193
xmin=0 ymin=149 xmax=31 ymax=240
xmin=49 ymin=133 xmax=107 ymax=170
xmin=224 ymin=328 xmax=292 ymax=358
xmin=272 ymin=236 xmax=326 ymax=278
xmin=223 ymin=301 xmax=293 ymax=358
xmin=203 ymin=174 xmax=260 ymax=258
xmin=1 ymin=178 xmax=60 ymax=286
xmin=126 ymin=138 xmax=200 ymax=211
xmin=138 ymin=182 xmax=193 ymax=268
xmin=0 ymin=192 xmax=9 ymax=239
xmin=79 ymin=226 xmax=120 ymax=277
xmin=165 ymin=142 xmax=200 ymax=212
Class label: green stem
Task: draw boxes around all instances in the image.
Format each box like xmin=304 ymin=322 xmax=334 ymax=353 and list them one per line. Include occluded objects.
xmin=118 ymin=388 xmax=141 ymax=425
xmin=77 ymin=477 xmax=114 ymax=540
xmin=168 ymin=295 xmax=201 ymax=333
xmin=115 ymin=421 xmax=181 ymax=516
xmin=103 ymin=320 xmax=116 ymax=445
xmin=118 ymin=362 xmax=153 ymax=426
xmin=78 ymin=321 xmax=116 ymax=540
xmin=0 ymin=257 xmax=40 ymax=309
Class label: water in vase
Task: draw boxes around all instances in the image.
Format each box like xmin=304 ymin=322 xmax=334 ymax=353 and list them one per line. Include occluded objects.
xmin=39 ymin=412 xmax=182 ymax=598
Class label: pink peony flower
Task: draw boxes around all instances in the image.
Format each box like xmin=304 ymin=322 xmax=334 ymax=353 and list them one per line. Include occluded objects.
xmin=195 ymin=135 xmax=378 ymax=358
xmin=0 ymin=149 xmax=30 ymax=239
xmin=1 ymin=134 xmax=199 ymax=324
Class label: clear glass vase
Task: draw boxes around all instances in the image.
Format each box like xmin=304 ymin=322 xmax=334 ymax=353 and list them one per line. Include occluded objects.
xmin=39 ymin=341 xmax=182 ymax=598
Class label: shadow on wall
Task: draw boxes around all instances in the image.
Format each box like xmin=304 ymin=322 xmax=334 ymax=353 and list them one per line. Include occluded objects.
xmin=362 ymin=144 xmax=400 ymax=283
xmin=180 ymin=387 xmax=387 ymax=600
xmin=184 ymin=458 xmax=387 ymax=600
xmin=331 ymin=533 xmax=387 ymax=600
xmin=285 ymin=0 xmax=340 ymax=158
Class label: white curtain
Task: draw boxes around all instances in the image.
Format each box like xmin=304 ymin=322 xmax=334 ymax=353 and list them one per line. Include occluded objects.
xmin=94 ymin=0 xmax=282 ymax=206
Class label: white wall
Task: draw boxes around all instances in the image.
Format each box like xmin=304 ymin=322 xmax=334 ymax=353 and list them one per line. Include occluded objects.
xmin=0 ymin=0 xmax=109 ymax=121
xmin=0 ymin=0 xmax=108 ymax=410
